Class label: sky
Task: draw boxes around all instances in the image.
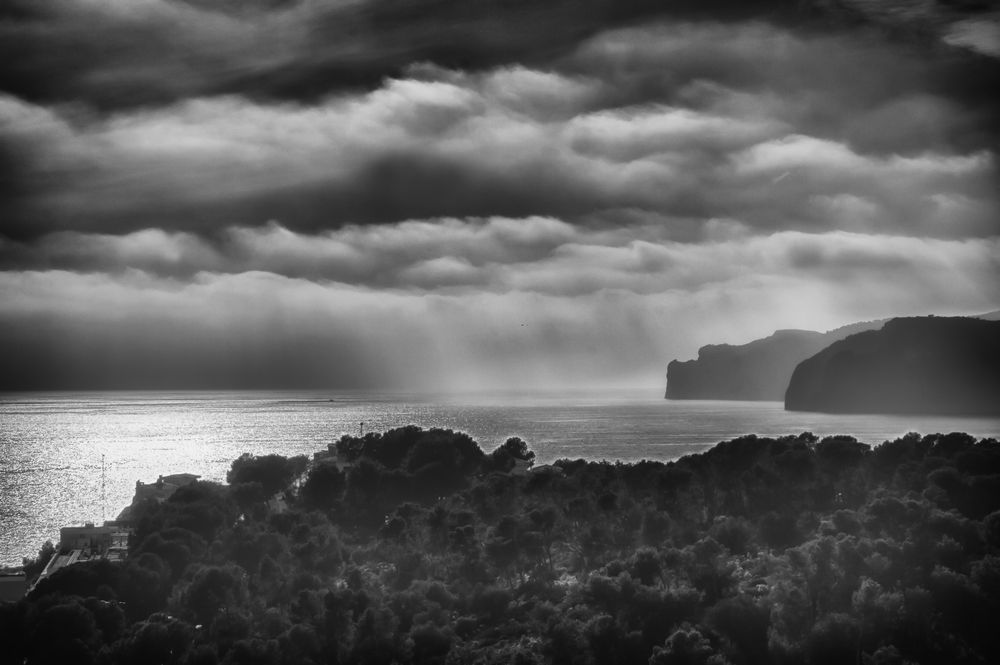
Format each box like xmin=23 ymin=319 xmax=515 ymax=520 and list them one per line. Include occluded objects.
xmin=1 ymin=0 xmax=999 ymax=392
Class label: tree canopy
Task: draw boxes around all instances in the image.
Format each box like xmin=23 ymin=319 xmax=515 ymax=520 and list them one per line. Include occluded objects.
xmin=5 ymin=428 xmax=999 ymax=665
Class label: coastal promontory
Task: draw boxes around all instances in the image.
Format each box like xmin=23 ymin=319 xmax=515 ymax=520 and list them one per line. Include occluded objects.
xmin=665 ymin=320 xmax=881 ymax=400
xmin=785 ymin=316 xmax=1000 ymax=415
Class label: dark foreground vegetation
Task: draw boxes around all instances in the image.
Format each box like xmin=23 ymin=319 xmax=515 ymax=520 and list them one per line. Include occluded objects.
xmin=4 ymin=428 xmax=1000 ymax=665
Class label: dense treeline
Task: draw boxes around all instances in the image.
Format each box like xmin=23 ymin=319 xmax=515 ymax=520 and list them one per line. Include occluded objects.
xmin=3 ymin=426 xmax=1000 ymax=665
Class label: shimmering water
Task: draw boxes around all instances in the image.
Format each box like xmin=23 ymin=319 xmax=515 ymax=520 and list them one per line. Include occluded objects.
xmin=2 ymin=389 xmax=999 ymax=565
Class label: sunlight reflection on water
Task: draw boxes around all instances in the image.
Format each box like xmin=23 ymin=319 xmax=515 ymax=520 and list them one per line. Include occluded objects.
xmin=2 ymin=389 xmax=999 ymax=564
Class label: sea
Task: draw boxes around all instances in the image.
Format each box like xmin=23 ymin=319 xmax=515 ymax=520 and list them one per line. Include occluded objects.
xmin=3 ymin=389 xmax=1000 ymax=566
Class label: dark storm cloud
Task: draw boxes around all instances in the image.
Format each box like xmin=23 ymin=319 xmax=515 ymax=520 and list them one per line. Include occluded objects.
xmin=2 ymin=20 xmax=998 ymax=241
xmin=0 ymin=0 xmax=794 ymax=111
xmin=2 ymin=0 xmax=994 ymax=114
xmin=172 ymin=0 xmax=303 ymax=13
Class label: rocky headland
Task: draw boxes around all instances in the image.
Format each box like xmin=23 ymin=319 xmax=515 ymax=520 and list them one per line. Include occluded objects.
xmin=785 ymin=316 xmax=1000 ymax=415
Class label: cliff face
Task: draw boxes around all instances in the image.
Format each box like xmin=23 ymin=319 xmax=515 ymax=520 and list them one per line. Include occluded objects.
xmin=785 ymin=317 xmax=1000 ymax=415
xmin=665 ymin=320 xmax=881 ymax=400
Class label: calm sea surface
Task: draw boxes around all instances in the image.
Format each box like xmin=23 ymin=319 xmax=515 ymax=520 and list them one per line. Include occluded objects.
xmin=3 ymin=389 xmax=999 ymax=565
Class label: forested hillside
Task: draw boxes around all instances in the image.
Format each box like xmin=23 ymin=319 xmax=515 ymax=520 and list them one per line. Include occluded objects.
xmin=4 ymin=427 xmax=1000 ymax=665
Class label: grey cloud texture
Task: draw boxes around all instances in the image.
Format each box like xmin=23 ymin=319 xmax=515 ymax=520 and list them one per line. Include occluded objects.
xmin=4 ymin=220 xmax=999 ymax=299
xmin=0 ymin=0 xmax=825 ymax=111
xmin=0 ymin=0 xmax=713 ymax=112
xmin=2 ymin=226 xmax=997 ymax=391
xmin=3 ymin=21 xmax=998 ymax=240
xmin=2 ymin=1 xmax=994 ymax=111
xmin=2 ymin=1 xmax=998 ymax=391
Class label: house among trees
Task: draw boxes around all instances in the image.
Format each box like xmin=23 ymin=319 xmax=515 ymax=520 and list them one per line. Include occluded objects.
xmin=116 ymin=472 xmax=202 ymax=521
xmin=27 ymin=521 xmax=130 ymax=594
xmin=314 ymin=438 xmax=358 ymax=470
xmin=511 ymin=456 xmax=534 ymax=475
xmin=59 ymin=523 xmax=126 ymax=553
xmin=133 ymin=472 xmax=201 ymax=503
xmin=23 ymin=471 xmax=201 ymax=596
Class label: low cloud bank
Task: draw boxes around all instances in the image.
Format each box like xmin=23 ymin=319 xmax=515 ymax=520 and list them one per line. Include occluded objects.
xmin=2 ymin=225 xmax=996 ymax=391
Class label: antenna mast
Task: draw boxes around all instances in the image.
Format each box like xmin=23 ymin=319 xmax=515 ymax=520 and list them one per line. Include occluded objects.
xmin=101 ymin=454 xmax=106 ymax=524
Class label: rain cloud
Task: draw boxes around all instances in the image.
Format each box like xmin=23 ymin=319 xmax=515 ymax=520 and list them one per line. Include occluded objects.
xmin=1 ymin=0 xmax=998 ymax=390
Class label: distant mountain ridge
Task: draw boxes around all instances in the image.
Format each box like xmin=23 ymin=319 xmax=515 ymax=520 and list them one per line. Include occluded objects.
xmin=665 ymin=319 xmax=884 ymax=401
xmin=665 ymin=310 xmax=1000 ymax=401
xmin=785 ymin=316 xmax=1000 ymax=415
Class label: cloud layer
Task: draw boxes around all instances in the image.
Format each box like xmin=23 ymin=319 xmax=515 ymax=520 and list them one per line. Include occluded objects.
xmin=0 ymin=0 xmax=816 ymax=110
xmin=2 ymin=220 xmax=997 ymax=390
xmin=1 ymin=1 xmax=998 ymax=390
xmin=4 ymin=18 xmax=1000 ymax=232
